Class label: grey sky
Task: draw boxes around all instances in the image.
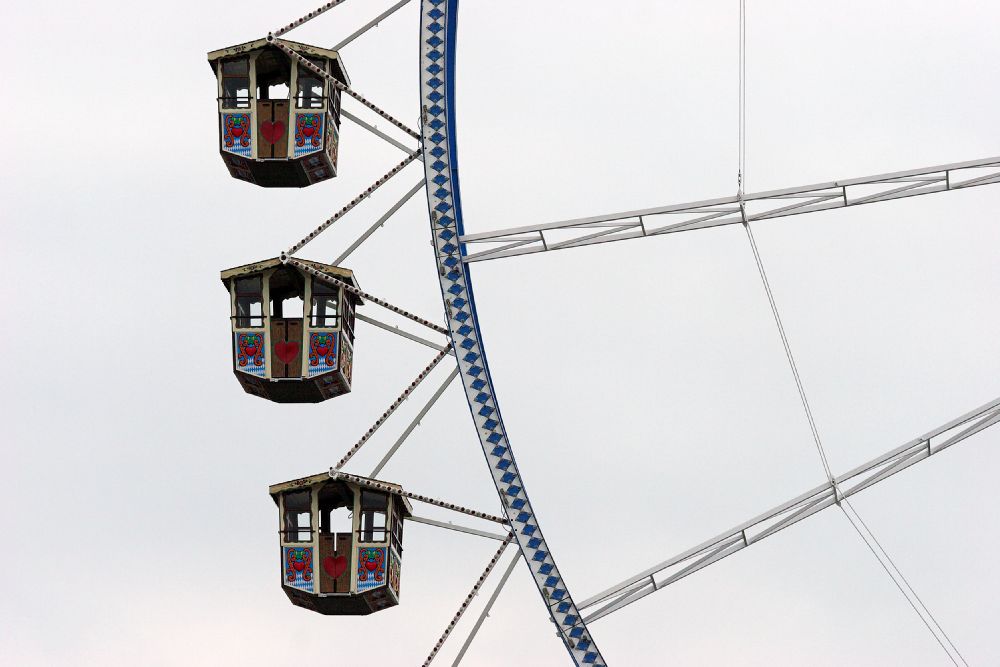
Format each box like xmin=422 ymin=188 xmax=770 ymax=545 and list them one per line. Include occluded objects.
xmin=2 ymin=0 xmax=999 ymax=664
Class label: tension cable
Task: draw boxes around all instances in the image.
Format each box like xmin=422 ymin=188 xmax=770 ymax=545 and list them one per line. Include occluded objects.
xmin=736 ymin=4 xmax=966 ymax=664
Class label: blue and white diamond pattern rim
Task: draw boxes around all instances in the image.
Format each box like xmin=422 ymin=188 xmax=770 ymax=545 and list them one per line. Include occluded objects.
xmin=419 ymin=2 xmax=605 ymax=665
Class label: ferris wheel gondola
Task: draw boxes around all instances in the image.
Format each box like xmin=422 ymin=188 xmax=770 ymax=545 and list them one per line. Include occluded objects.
xmin=221 ymin=257 xmax=360 ymax=403
xmin=270 ymin=472 xmax=411 ymax=615
xmin=208 ymin=38 xmax=347 ymax=187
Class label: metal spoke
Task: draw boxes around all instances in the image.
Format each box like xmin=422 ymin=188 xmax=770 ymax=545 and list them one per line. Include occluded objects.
xmin=334 ymin=179 xmax=426 ymax=265
xmin=285 ymin=152 xmax=421 ymax=256
xmin=424 ymin=535 xmax=515 ymax=665
xmin=332 ymin=0 xmax=414 ymax=51
xmin=357 ymin=313 xmax=451 ymax=354
xmin=459 ymin=156 xmax=1000 ymax=263
xmin=579 ymin=395 xmax=1000 ymax=622
xmin=332 ymin=348 xmax=450 ymax=470
xmin=409 ymin=515 xmax=510 ymax=542
xmin=452 ymin=552 xmax=520 ymax=665
xmin=343 ymin=108 xmax=422 ymax=158
xmin=369 ymin=367 xmax=459 ymax=477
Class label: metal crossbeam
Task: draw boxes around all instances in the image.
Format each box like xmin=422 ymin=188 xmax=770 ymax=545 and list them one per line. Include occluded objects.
xmin=284 ymin=152 xmax=421 ymax=256
xmin=357 ymin=313 xmax=450 ymax=354
xmin=459 ymin=156 xmax=1000 ymax=263
xmin=409 ymin=514 xmax=509 ymax=541
xmin=578 ymin=395 xmax=1000 ymax=623
xmin=334 ymin=179 xmax=426 ymax=265
xmin=332 ymin=0 xmax=414 ymax=51
xmin=452 ymin=552 xmax=521 ymax=665
xmin=424 ymin=535 xmax=514 ymax=665
xmin=343 ymin=108 xmax=422 ymax=158
xmin=369 ymin=367 xmax=459 ymax=477
xmin=332 ymin=348 xmax=449 ymax=470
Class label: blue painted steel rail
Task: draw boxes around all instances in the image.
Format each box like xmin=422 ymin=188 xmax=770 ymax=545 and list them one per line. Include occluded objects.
xmin=418 ymin=1 xmax=606 ymax=664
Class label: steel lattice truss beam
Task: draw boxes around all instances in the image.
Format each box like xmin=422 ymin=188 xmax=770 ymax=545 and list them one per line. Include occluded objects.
xmin=578 ymin=395 xmax=1000 ymax=623
xmin=459 ymin=157 xmax=1000 ymax=263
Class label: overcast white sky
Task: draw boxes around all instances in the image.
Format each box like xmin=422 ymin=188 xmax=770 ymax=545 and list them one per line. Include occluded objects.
xmin=2 ymin=1 xmax=999 ymax=665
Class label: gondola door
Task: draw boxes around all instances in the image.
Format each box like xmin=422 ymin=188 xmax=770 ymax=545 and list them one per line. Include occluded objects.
xmin=319 ymin=532 xmax=352 ymax=593
xmin=319 ymin=483 xmax=354 ymax=594
xmin=257 ymin=100 xmax=289 ymax=158
xmin=270 ymin=319 xmax=302 ymax=378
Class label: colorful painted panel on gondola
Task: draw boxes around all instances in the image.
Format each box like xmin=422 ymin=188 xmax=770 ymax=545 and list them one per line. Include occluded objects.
xmin=222 ymin=113 xmax=252 ymax=157
xmin=235 ymin=332 xmax=266 ymax=377
xmin=283 ymin=547 xmax=315 ymax=593
xmin=356 ymin=547 xmax=386 ymax=592
xmin=339 ymin=338 xmax=353 ymax=384
xmin=388 ymin=549 xmax=401 ymax=597
xmin=294 ymin=113 xmax=324 ymax=157
xmin=307 ymin=331 xmax=338 ymax=376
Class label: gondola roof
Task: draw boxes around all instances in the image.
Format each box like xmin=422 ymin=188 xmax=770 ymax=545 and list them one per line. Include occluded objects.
xmin=269 ymin=472 xmax=413 ymax=516
xmin=207 ymin=37 xmax=351 ymax=87
xmin=220 ymin=257 xmax=362 ymax=302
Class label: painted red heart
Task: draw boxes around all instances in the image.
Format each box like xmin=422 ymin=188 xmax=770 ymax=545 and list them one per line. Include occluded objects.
xmin=232 ymin=126 xmax=244 ymax=137
xmin=293 ymin=561 xmax=305 ymax=572
xmin=261 ymin=121 xmax=285 ymax=144
xmin=323 ymin=555 xmax=348 ymax=579
xmin=303 ymin=126 xmax=315 ymax=137
xmin=274 ymin=341 xmax=300 ymax=364
xmin=365 ymin=561 xmax=378 ymax=571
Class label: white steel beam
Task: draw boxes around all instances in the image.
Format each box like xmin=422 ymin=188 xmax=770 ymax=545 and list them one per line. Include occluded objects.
xmin=452 ymin=553 xmax=521 ymax=665
xmin=578 ymin=395 xmax=1000 ymax=623
xmin=423 ymin=536 xmax=514 ymax=665
xmin=459 ymin=156 xmax=1000 ymax=263
xmin=356 ymin=312 xmax=450 ymax=353
xmin=331 ymin=348 xmax=449 ymax=471
xmin=332 ymin=0 xmax=414 ymax=51
xmin=409 ymin=514 xmax=510 ymax=542
xmin=369 ymin=367 xmax=459 ymax=477
xmin=342 ymin=108 xmax=422 ymax=158
xmin=334 ymin=179 xmax=426 ymax=265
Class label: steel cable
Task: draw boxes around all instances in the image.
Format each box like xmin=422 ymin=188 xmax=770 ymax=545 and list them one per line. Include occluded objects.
xmin=736 ymin=3 xmax=966 ymax=663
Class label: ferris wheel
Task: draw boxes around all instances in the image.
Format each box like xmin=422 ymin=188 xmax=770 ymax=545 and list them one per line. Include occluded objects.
xmin=207 ymin=1 xmax=1000 ymax=664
